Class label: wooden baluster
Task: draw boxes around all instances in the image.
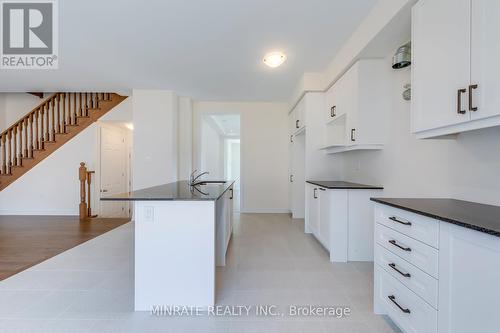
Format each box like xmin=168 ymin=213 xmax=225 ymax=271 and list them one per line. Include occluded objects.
xmin=56 ymin=94 xmax=60 ymax=134
xmin=7 ymin=130 xmax=12 ymax=173
xmin=23 ymin=118 xmax=28 ymax=158
xmin=17 ymin=123 xmax=23 ymax=166
xmin=72 ymin=93 xmax=76 ymax=124
xmin=78 ymin=93 xmax=83 ymax=116
xmin=12 ymin=126 xmax=18 ymax=167
xmin=34 ymin=108 xmax=40 ymax=150
xmin=29 ymin=114 xmax=34 ymax=157
xmin=84 ymin=93 xmax=88 ymax=116
xmin=1 ymin=134 xmax=6 ymax=174
xmin=40 ymin=104 xmax=46 ymax=147
xmin=79 ymin=162 xmax=88 ymax=220
xmin=62 ymin=93 xmax=66 ymax=132
xmin=50 ymin=98 xmax=55 ymax=140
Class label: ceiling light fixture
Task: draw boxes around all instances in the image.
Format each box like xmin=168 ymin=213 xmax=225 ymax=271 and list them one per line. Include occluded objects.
xmin=263 ymin=51 xmax=287 ymax=68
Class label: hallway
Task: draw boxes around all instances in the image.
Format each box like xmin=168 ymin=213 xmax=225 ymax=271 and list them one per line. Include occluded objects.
xmin=0 ymin=214 xmax=399 ymax=332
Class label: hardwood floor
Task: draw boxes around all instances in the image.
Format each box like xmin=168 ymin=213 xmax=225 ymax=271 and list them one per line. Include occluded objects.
xmin=0 ymin=215 xmax=130 ymax=281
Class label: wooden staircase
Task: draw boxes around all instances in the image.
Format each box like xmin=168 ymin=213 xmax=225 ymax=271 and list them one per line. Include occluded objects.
xmin=0 ymin=93 xmax=127 ymax=191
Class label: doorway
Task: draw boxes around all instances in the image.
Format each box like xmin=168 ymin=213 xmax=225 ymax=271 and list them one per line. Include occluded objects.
xmin=200 ymin=114 xmax=241 ymax=211
xmin=98 ymin=122 xmax=132 ymax=218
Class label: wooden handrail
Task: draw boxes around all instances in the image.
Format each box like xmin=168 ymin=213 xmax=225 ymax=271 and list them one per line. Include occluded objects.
xmin=0 ymin=92 xmax=113 ymax=176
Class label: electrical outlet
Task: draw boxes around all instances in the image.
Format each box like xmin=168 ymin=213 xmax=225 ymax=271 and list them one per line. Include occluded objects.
xmin=144 ymin=206 xmax=154 ymax=222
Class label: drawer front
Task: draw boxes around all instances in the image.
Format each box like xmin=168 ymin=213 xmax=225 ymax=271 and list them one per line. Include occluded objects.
xmin=375 ymin=204 xmax=439 ymax=248
xmin=375 ymin=223 xmax=439 ymax=278
xmin=375 ymin=266 xmax=437 ymax=333
xmin=375 ymin=244 xmax=438 ymax=309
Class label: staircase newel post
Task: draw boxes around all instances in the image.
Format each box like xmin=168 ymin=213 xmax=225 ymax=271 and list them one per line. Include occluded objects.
xmin=79 ymin=162 xmax=88 ymax=220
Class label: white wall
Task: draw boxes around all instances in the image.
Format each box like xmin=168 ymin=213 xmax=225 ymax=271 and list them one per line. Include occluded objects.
xmin=340 ymin=55 xmax=500 ymax=206
xmin=200 ymin=116 xmax=225 ymax=179
xmin=177 ymin=96 xmax=193 ymax=181
xmin=132 ymin=90 xmax=178 ymax=190
xmin=194 ymin=102 xmax=289 ymax=213
xmin=0 ymin=96 xmax=132 ymax=215
xmin=0 ymin=93 xmax=48 ymax=132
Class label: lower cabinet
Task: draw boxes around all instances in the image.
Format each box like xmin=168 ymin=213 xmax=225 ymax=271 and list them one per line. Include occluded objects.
xmin=438 ymin=222 xmax=500 ymax=333
xmin=305 ymin=183 xmax=381 ymax=262
xmin=216 ymin=185 xmax=233 ymax=266
xmin=374 ymin=203 xmax=500 ymax=333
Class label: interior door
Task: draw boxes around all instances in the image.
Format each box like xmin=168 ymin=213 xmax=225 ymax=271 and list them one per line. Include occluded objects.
xmin=100 ymin=125 xmax=129 ymax=218
xmin=411 ymin=0 xmax=471 ymax=132
xmin=470 ymin=0 xmax=500 ymax=121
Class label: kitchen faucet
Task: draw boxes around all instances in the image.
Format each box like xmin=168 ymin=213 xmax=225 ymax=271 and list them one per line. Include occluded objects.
xmin=189 ymin=170 xmax=209 ymax=186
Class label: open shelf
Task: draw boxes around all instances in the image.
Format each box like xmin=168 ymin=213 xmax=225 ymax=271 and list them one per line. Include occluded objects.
xmin=320 ymin=143 xmax=384 ymax=154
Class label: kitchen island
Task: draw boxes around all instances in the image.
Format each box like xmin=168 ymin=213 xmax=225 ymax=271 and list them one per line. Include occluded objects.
xmin=102 ymin=180 xmax=234 ymax=310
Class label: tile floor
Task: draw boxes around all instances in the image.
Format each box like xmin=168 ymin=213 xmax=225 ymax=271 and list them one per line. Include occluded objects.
xmin=0 ymin=213 xmax=400 ymax=333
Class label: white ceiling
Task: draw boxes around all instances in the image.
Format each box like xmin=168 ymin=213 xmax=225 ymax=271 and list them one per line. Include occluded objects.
xmin=0 ymin=0 xmax=377 ymax=101
xmin=211 ymin=114 xmax=240 ymax=137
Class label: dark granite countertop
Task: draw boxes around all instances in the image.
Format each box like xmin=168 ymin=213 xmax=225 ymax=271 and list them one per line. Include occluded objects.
xmin=306 ymin=180 xmax=383 ymax=190
xmin=101 ymin=180 xmax=234 ymax=201
xmin=371 ymin=198 xmax=500 ymax=237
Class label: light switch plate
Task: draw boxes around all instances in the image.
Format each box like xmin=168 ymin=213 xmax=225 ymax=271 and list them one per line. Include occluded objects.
xmin=144 ymin=206 xmax=154 ymax=222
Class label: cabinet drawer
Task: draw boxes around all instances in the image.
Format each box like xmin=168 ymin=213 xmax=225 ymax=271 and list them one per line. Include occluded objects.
xmin=375 ymin=204 xmax=439 ymax=248
xmin=375 ymin=266 xmax=437 ymax=333
xmin=375 ymin=244 xmax=438 ymax=309
xmin=375 ymin=223 xmax=438 ymax=278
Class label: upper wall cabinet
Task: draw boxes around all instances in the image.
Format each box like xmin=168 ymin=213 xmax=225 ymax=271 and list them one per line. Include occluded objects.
xmin=289 ymin=97 xmax=306 ymax=136
xmin=322 ymin=59 xmax=389 ymax=154
xmin=412 ymin=0 xmax=500 ymax=138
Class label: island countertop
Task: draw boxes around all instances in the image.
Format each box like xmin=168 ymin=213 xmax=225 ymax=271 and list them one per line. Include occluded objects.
xmin=306 ymin=180 xmax=383 ymax=190
xmin=371 ymin=197 xmax=500 ymax=237
xmin=101 ymin=180 xmax=235 ymax=201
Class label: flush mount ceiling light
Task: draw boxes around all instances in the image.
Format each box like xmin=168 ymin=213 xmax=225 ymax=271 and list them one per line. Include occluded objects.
xmin=263 ymin=51 xmax=287 ymax=68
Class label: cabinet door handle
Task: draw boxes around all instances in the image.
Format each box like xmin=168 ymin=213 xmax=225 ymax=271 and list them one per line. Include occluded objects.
xmin=319 ymin=188 xmax=326 ymax=191
xmin=388 ymin=239 xmax=412 ymax=252
xmin=350 ymin=128 xmax=356 ymax=142
xmin=388 ymin=263 xmax=411 ymax=278
xmin=290 ymin=175 xmax=293 ymax=183
xmin=313 ymin=188 xmax=318 ymax=199
xmin=457 ymin=88 xmax=467 ymax=114
xmin=330 ymin=106 xmax=336 ymax=117
xmin=388 ymin=295 xmax=411 ymax=314
xmin=229 ymin=188 xmax=233 ymax=200
xmin=468 ymin=84 xmax=478 ymax=111
xmin=290 ymin=135 xmax=293 ymax=143
xmin=389 ymin=216 xmax=412 ymax=226
xmin=296 ymin=120 xmax=299 ymax=129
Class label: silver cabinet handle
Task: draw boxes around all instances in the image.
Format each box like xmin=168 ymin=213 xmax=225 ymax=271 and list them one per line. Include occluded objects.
xmin=389 ymin=216 xmax=412 ymax=226
xmin=313 ymin=188 xmax=318 ymax=199
xmin=101 ymin=189 xmax=108 ymax=193
xmin=389 ymin=239 xmax=411 ymax=252
xmin=469 ymin=84 xmax=478 ymax=111
xmin=290 ymin=175 xmax=294 ymax=183
xmin=388 ymin=295 xmax=411 ymax=314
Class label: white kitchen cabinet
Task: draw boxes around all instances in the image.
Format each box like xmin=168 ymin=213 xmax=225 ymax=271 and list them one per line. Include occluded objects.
xmin=470 ymin=0 xmax=500 ymax=122
xmin=305 ymin=183 xmax=320 ymax=235
xmin=374 ymin=201 xmax=500 ymax=333
xmin=412 ymin=0 xmax=500 ymax=138
xmin=322 ymin=59 xmax=389 ymax=153
xmin=438 ymin=222 xmax=500 ymax=333
xmin=216 ymin=185 xmax=234 ymax=266
xmin=305 ymin=182 xmax=382 ymax=262
xmin=289 ymin=97 xmax=306 ymax=135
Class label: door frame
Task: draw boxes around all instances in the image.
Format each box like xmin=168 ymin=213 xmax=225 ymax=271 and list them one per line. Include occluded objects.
xmin=95 ymin=121 xmax=132 ymax=217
